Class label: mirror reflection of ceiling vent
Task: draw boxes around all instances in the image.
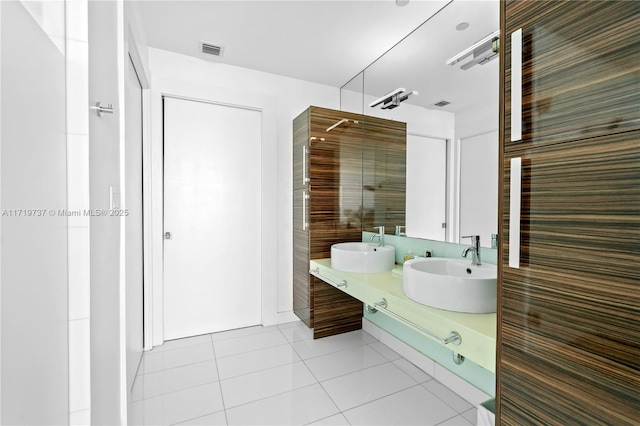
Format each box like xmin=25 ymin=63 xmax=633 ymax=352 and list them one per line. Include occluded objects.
xmin=200 ymin=42 xmax=223 ymax=57
xmin=434 ymin=100 xmax=451 ymax=107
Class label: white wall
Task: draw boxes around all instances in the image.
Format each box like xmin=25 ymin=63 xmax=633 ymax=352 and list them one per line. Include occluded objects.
xmin=84 ymin=1 xmax=151 ymax=422
xmin=66 ymin=0 xmax=92 ymax=423
xmin=147 ymin=48 xmax=339 ymax=345
xmin=88 ymin=1 xmax=126 ymax=423
xmin=1 ymin=1 xmax=69 ymax=423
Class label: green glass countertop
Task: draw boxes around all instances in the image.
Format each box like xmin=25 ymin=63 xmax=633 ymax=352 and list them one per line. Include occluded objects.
xmin=310 ymin=258 xmax=497 ymax=372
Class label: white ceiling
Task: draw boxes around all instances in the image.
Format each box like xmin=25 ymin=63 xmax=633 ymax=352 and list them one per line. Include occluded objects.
xmin=133 ymin=0 xmax=451 ymax=87
xmin=133 ymin=0 xmax=500 ymax=113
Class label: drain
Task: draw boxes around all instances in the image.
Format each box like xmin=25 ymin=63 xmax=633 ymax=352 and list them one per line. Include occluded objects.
xmin=466 ymin=268 xmax=472 ymax=274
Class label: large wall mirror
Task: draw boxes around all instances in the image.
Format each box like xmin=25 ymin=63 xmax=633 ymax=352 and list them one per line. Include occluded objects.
xmin=341 ymin=0 xmax=499 ymax=248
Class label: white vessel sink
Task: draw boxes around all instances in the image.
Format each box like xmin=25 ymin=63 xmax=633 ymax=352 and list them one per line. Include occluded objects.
xmin=403 ymin=258 xmax=497 ymax=313
xmin=331 ymin=242 xmax=395 ymax=273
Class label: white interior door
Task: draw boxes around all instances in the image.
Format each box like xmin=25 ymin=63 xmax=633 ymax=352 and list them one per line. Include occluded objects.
xmin=459 ymin=130 xmax=498 ymax=245
xmin=406 ymin=135 xmax=447 ymax=240
xmin=125 ymin=55 xmax=144 ymax=392
xmin=163 ymin=97 xmax=262 ymax=340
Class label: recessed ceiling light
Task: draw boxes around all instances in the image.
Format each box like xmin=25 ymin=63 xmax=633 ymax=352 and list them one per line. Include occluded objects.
xmin=396 ymin=0 xmax=410 ymax=7
xmin=456 ymin=22 xmax=470 ymax=31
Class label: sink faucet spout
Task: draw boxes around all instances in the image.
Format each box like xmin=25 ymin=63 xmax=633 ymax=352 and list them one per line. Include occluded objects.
xmin=370 ymin=226 xmax=385 ymax=246
xmin=461 ymin=235 xmax=481 ymax=265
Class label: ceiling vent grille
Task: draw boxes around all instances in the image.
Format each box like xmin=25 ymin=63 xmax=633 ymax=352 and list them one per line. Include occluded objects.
xmin=200 ymin=42 xmax=223 ymax=57
xmin=434 ymin=100 xmax=451 ymax=107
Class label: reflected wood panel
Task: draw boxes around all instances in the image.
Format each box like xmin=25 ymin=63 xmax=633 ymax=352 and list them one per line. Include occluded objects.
xmin=362 ymin=115 xmax=407 ymax=232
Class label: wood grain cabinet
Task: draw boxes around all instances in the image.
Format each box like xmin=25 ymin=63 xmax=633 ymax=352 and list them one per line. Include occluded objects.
xmin=498 ymin=1 xmax=640 ymax=424
xmin=293 ymin=106 xmax=406 ymax=339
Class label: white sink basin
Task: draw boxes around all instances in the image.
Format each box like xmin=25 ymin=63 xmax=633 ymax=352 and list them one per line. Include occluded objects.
xmin=403 ymin=258 xmax=497 ymax=313
xmin=331 ymin=242 xmax=395 ymax=273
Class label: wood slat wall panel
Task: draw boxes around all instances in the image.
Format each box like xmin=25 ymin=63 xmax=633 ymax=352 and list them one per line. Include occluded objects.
xmin=500 ymin=131 xmax=640 ymax=424
xmin=308 ymin=107 xmax=364 ymax=337
xmin=312 ymin=279 xmax=363 ymax=339
xmin=503 ymin=0 xmax=640 ymax=149
xmin=499 ymin=1 xmax=640 ymax=423
xmin=293 ymin=106 xmax=406 ymax=338
xmin=292 ymin=109 xmax=311 ymax=326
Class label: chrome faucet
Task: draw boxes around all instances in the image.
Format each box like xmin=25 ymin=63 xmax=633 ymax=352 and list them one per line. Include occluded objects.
xmin=461 ymin=235 xmax=481 ymax=265
xmin=370 ymin=226 xmax=385 ymax=246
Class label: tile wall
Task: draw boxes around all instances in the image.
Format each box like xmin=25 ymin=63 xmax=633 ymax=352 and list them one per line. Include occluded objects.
xmin=66 ymin=0 xmax=91 ymax=423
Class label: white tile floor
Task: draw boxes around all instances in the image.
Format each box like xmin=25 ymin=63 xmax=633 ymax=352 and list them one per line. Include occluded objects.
xmin=129 ymin=321 xmax=477 ymax=426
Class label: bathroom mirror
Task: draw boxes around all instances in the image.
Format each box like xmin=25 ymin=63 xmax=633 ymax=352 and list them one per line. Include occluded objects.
xmin=341 ymin=0 xmax=499 ymax=247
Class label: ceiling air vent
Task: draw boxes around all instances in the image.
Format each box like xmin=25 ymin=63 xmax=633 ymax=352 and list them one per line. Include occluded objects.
xmin=434 ymin=100 xmax=451 ymax=107
xmin=200 ymin=42 xmax=223 ymax=57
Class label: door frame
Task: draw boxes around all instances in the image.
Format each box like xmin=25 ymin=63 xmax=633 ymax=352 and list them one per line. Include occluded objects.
xmin=149 ymin=76 xmax=279 ymax=347
xmin=125 ymin=26 xmax=153 ymax=351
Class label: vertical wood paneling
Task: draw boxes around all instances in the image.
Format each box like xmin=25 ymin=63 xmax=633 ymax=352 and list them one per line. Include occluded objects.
xmin=293 ymin=111 xmax=311 ymax=326
xmin=499 ymin=1 xmax=640 ymax=424
xmin=504 ymin=0 xmax=640 ymax=149
xmin=293 ymin=106 xmax=406 ymax=339
xmin=308 ymin=107 xmax=364 ymax=338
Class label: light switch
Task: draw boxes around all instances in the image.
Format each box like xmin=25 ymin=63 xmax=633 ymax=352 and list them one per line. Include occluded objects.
xmin=110 ymin=186 xmax=120 ymax=210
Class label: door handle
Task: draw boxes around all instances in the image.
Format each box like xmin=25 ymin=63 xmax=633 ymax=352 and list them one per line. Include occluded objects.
xmin=509 ymin=157 xmax=521 ymax=268
xmin=164 ymin=231 xmax=172 ymax=240
xmin=302 ymin=145 xmax=310 ymax=185
xmin=511 ymin=28 xmax=523 ymax=142
xmin=302 ymin=191 xmax=310 ymax=231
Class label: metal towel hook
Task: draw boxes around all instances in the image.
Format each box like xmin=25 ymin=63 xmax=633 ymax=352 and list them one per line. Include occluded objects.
xmin=91 ymin=102 xmax=114 ymax=117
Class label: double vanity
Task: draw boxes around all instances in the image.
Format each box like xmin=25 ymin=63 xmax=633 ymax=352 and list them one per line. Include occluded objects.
xmin=311 ymin=241 xmax=497 ymax=373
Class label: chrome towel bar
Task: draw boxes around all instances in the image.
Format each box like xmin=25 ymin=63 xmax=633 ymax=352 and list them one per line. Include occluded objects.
xmin=368 ymin=298 xmax=462 ymax=346
xmin=309 ymin=267 xmax=347 ymax=289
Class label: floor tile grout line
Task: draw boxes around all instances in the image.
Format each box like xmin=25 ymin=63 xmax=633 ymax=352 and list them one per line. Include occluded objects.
xmin=292 ymin=339 xmax=370 ymax=362
xmin=337 ymin=382 xmax=425 ymax=419
xmin=212 ymin=333 xmax=291 ymax=359
xmin=137 ymin=353 xmax=217 ymax=377
xmin=130 ymin=376 xmax=222 ymax=404
xmin=391 ymin=358 xmax=436 ymax=384
xmin=142 ymin=341 xmax=215 ymax=360
xmin=168 ymin=408 xmax=226 ymax=426
xmin=460 ymin=406 xmax=479 ymax=425
xmin=366 ymin=340 xmax=402 ymax=362
xmin=131 ymin=380 xmax=226 ymax=411
xmin=300 ymin=345 xmax=391 ymax=383
xmin=137 ymin=324 xmax=477 ymax=425
xmin=214 ymin=340 xmax=294 ymax=362
xmin=210 ymin=325 xmax=285 ymax=344
xmin=210 ymin=334 xmax=229 ymax=426
xmin=421 ymin=380 xmax=474 ymax=413
xmin=434 ymin=410 xmax=474 ymax=426
xmin=303 ymin=412 xmax=351 ymax=426
xmin=217 ymin=358 xmax=314 ymax=392
xmin=220 ymin=382 xmax=331 ymax=416
xmin=315 ymin=379 xmax=344 ymax=422
xmin=308 ymin=359 xmax=419 ymax=417
xmin=215 ymin=335 xmax=324 ymax=413
xmin=146 ymin=335 xmax=216 ymax=354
